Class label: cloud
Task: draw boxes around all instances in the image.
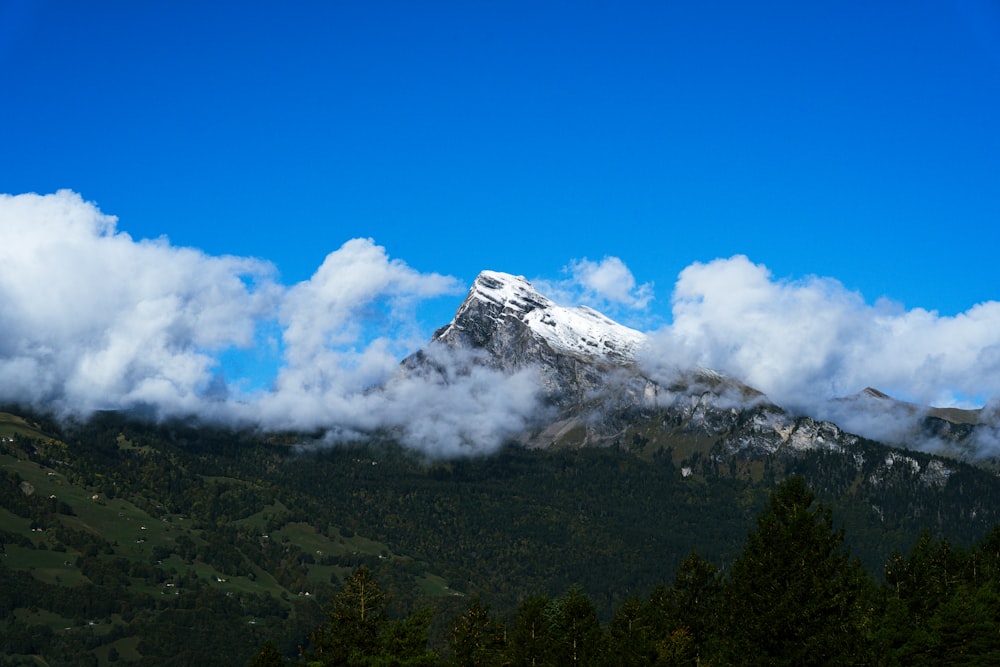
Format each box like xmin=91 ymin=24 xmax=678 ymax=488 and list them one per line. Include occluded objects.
xmin=5 ymin=193 xmax=1000 ymax=458
xmin=376 ymin=345 xmax=545 ymax=456
xmin=532 ymin=256 xmax=654 ymax=328
xmin=274 ymin=237 xmax=462 ymax=396
xmin=641 ymin=254 xmax=1000 ymax=414
xmin=0 ymin=190 xmax=279 ymax=415
xmin=0 ymin=191 xmax=536 ymax=456
xmin=567 ymin=256 xmax=654 ymax=309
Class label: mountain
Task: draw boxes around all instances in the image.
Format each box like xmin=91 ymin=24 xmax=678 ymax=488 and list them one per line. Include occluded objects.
xmin=852 ymin=386 xmax=982 ymax=426
xmin=5 ymin=273 xmax=1000 ymax=664
xmin=413 ymin=272 xmax=864 ymax=451
xmin=418 ymin=271 xmax=760 ymax=448
xmin=424 ymin=270 xmax=647 ymax=416
xmin=406 ymin=269 xmax=1000 ymax=485
xmin=828 ymin=387 xmax=999 ymax=464
xmin=433 ymin=270 xmax=646 ymax=366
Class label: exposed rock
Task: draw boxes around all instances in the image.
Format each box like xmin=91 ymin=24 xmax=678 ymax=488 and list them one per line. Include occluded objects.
xmin=406 ymin=270 xmax=961 ymax=484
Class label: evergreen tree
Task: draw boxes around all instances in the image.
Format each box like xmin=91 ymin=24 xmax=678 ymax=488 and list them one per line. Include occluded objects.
xmin=884 ymin=531 xmax=966 ymax=623
xmin=878 ymin=530 xmax=1000 ymax=665
xmin=507 ymin=595 xmax=552 ymax=667
xmin=249 ymin=640 xmax=286 ymax=667
xmin=712 ymin=477 xmax=875 ymax=666
xmin=635 ymin=553 xmax=721 ymax=666
xmin=545 ymin=586 xmax=604 ymax=666
xmin=375 ymin=607 xmax=440 ymax=667
xmin=653 ymin=551 xmax=721 ymax=665
xmin=448 ymin=597 xmax=505 ymax=667
xmin=306 ymin=566 xmax=388 ymax=665
xmin=605 ymin=595 xmax=655 ymax=667
xmin=924 ymin=580 xmax=1000 ymax=665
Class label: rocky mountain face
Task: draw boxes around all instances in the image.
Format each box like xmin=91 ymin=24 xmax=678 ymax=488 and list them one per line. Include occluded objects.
xmin=413 ymin=275 xmax=843 ymax=452
xmin=828 ymin=387 xmax=999 ymax=464
xmin=428 ymin=270 xmax=646 ymax=408
xmin=408 ymin=270 xmax=999 ymax=487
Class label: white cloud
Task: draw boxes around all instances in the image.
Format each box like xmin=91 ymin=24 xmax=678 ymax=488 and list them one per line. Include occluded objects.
xmin=532 ymin=255 xmax=654 ymax=328
xmin=640 ymin=255 xmax=1000 ymax=412
xmin=0 ymin=190 xmax=279 ymax=414
xmin=0 ymin=191 xmax=533 ymax=455
xmin=376 ymin=345 xmax=545 ymax=456
xmin=568 ymin=256 xmax=653 ymax=309
xmin=5 ymin=192 xmax=1000 ymax=458
xmin=275 ymin=237 xmax=462 ymax=395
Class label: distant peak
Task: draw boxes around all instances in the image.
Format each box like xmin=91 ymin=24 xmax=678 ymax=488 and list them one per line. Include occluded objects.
xmin=474 ymin=269 xmax=526 ymax=286
xmin=467 ymin=270 xmax=550 ymax=311
xmin=439 ymin=269 xmax=645 ymax=364
xmin=862 ymin=387 xmax=892 ymax=400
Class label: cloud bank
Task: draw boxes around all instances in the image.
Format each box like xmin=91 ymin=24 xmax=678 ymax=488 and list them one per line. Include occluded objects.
xmin=641 ymin=255 xmax=1000 ymax=412
xmin=0 ymin=190 xmax=278 ymax=414
xmin=3 ymin=192 xmax=1000 ymax=456
xmin=0 ymin=191 xmax=536 ymax=455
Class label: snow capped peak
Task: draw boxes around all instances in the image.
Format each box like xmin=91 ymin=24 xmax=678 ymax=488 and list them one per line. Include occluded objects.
xmin=441 ymin=270 xmax=646 ymax=364
xmin=467 ymin=270 xmax=554 ymax=313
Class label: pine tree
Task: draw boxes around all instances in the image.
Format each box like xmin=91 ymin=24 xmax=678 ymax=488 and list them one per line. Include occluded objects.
xmin=507 ymin=595 xmax=551 ymax=667
xmin=376 ymin=607 xmax=440 ymax=667
xmin=306 ymin=566 xmax=387 ymax=665
xmin=878 ymin=530 xmax=1000 ymax=665
xmin=645 ymin=552 xmax=721 ymax=666
xmin=712 ymin=477 xmax=875 ymax=666
xmin=250 ymin=640 xmax=286 ymax=667
xmin=545 ymin=586 xmax=604 ymax=666
xmin=606 ymin=595 xmax=655 ymax=667
xmin=448 ymin=597 xmax=505 ymax=667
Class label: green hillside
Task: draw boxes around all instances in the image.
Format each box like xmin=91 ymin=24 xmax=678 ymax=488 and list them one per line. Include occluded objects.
xmin=2 ymin=407 xmax=1000 ymax=665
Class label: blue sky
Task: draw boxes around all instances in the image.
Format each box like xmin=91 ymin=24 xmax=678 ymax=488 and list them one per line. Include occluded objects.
xmin=3 ymin=1 xmax=1000 ymax=441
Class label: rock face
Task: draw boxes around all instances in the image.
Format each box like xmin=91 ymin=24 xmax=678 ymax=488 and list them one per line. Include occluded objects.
xmin=405 ymin=269 xmax=978 ymax=489
xmin=416 ymin=271 xmax=875 ymax=458
xmin=827 ymin=387 xmax=999 ymax=463
xmin=434 ymin=271 xmax=645 ymax=362
xmin=428 ymin=270 xmax=648 ymax=412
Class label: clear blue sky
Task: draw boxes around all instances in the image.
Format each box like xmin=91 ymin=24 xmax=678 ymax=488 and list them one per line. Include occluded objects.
xmin=3 ymin=1 xmax=1000 ymax=427
xmin=5 ymin=0 xmax=999 ymax=309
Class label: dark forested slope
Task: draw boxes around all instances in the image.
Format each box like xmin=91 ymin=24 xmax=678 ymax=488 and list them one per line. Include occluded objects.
xmin=2 ymin=408 xmax=1000 ymax=665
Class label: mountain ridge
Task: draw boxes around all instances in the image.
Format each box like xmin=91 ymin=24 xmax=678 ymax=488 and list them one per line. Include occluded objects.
xmin=4 ymin=272 xmax=1000 ymax=663
xmin=844 ymin=385 xmax=984 ymax=426
xmin=432 ymin=270 xmax=645 ymax=365
xmin=415 ymin=270 xmax=998 ymax=464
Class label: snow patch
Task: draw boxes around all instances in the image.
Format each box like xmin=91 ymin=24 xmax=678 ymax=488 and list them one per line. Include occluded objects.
xmin=461 ymin=270 xmax=646 ymax=363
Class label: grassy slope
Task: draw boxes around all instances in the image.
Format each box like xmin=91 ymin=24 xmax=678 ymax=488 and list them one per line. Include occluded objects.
xmin=0 ymin=417 xmax=459 ymax=665
xmin=3 ymin=407 xmax=1000 ymax=664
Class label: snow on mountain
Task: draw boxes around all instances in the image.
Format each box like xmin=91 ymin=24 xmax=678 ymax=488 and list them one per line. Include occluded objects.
xmin=408 ymin=269 xmax=989 ymax=471
xmin=434 ymin=270 xmax=646 ymax=364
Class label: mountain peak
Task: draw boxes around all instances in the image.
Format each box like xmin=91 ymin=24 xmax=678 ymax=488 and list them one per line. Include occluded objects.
xmin=436 ymin=270 xmax=645 ymax=365
xmin=862 ymin=387 xmax=893 ymax=400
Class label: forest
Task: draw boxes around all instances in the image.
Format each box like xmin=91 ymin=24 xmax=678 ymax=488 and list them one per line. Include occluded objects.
xmin=261 ymin=478 xmax=1000 ymax=666
xmin=1 ymin=408 xmax=999 ymax=665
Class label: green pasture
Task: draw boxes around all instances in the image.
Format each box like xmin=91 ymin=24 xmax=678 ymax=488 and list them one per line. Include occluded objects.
xmin=114 ymin=433 xmax=154 ymax=454
xmin=415 ymin=571 xmax=457 ymax=597
xmin=3 ymin=544 xmax=89 ymax=585
xmin=232 ymin=499 xmax=291 ymax=531
xmin=13 ymin=607 xmax=74 ymax=631
xmin=0 ymin=505 xmax=33 ymax=536
xmin=0 ymin=412 xmax=53 ymax=441
xmin=93 ymin=636 xmax=143 ymax=665
xmin=0 ymin=449 xmax=188 ymax=561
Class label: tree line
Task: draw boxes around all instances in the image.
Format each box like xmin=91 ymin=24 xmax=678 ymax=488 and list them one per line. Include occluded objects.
xmin=5 ymin=408 xmax=1000 ymax=665
xmin=253 ymin=477 xmax=1000 ymax=666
